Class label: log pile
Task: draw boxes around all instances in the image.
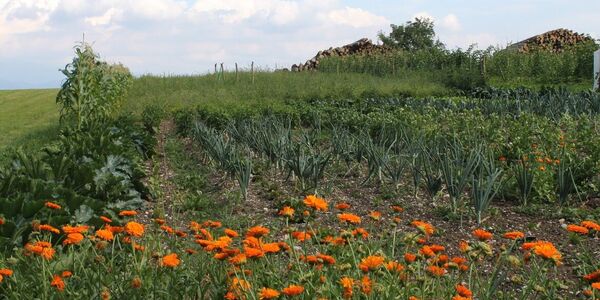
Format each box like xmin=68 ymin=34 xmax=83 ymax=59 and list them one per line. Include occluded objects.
xmin=510 ymin=29 xmax=593 ymax=53
xmin=289 ymin=38 xmax=391 ymax=72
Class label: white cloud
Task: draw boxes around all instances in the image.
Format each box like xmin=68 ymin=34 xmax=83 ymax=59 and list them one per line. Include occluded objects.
xmin=84 ymin=7 xmax=122 ymax=26
xmin=440 ymin=14 xmax=461 ymax=31
xmin=0 ymin=0 xmax=59 ymax=41
xmin=189 ymin=0 xmax=300 ymax=24
xmin=327 ymin=7 xmax=389 ymax=28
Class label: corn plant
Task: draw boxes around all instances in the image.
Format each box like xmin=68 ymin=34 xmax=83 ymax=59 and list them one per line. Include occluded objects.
xmin=471 ymin=154 xmax=503 ymax=224
xmin=439 ymin=139 xmax=481 ymax=213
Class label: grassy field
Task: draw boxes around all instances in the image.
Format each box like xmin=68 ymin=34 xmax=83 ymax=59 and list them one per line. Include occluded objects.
xmin=0 ymin=89 xmax=59 ymax=156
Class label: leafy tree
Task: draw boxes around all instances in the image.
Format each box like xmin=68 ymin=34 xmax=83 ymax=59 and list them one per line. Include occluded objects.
xmin=378 ymin=18 xmax=444 ymax=51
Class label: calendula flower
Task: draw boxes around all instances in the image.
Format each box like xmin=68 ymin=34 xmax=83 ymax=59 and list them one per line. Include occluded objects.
xmin=581 ymin=220 xmax=600 ymax=231
xmin=61 ymin=271 xmax=72 ymax=278
xmin=38 ymin=224 xmax=60 ymax=234
xmin=338 ymin=213 xmax=361 ymax=224
xmin=451 ymin=296 xmax=471 ymax=300
xmin=45 ymin=201 xmax=61 ymax=210
xmin=426 ymin=265 xmax=447 ymax=277
xmin=391 ymin=205 xmax=403 ymax=212
xmin=161 ymin=253 xmax=180 ymax=267
xmin=404 ymin=253 xmax=417 ymax=263
xmin=203 ymin=220 xmax=222 ymax=228
xmin=0 ymin=269 xmax=13 ymax=277
xmin=119 ymin=210 xmax=137 ymax=216
xmin=131 ymin=276 xmax=142 ymax=288
xmin=369 ymin=211 xmax=381 ymax=220
xmin=259 ymin=287 xmax=280 ymax=299
xmin=25 ymin=241 xmax=55 ymax=260
xmin=340 ymin=277 xmax=354 ymax=299
xmin=336 ymin=202 xmax=351 ymax=210
xmin=352 ymin=228 xmax=369 ymax=239
xmin=100 ymin=216 xmax=112 ymax=223
xmin=583 ymin=270 xmax=600 ymax=282
xmin=281 ymin=285 xmax=304 ymax=296
xmin=224 ymin=229 xmax=239 ymax=238
xmin=386 ymin=261 xmax=404 ymax=273
xmin=96 ymin=229 xmax=114 ymax=241
xmin=455 ymin=284 xmax=473 ymax=297
xmin=566 ymin=224 xmax=589 ymax=235
xmin=291 ymin=231 xmax=312 ymax=242
xmin=525 ymin=241 xmax=562 ymax=265
xmin=303 ymin=195 xmax=328 ymax=211
xmin=360 ymin=276 xmax=372 ymax=295
xmin=503 ymin=231 xmax=525 ymax=240
xmin=246 ymin=226 xmax=270 ymax=238
xmin=592 ymin=282 xmax=600 ymax=290
xmin=50 ymin=274 xmax=65 ymax=291
xmin=62 ymin=225 xmax=89 ymax=234
xmin=125 ymin=222 xmax=145 ymax=237
xmin=229 ymin=253 xmax=247 ymax=265
xmin=359 ymin=255 xmax=385 ymax=272
xmin=63 ymin=233 xmax=84 ymax=246
xmin=279 ymin=206 xmax=295 ymax=217
xmin=153 ymin=218 xmax=166 ymax=225
xmin=472 ymin=229 xmax=493 ymax=241
xmin=411 ymin=220 xmax=435 ymax=236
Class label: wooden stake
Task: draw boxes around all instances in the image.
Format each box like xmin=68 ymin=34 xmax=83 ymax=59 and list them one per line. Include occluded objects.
xmin=235 ymin=63 xmax=239 ymax=83
xmin=220 ymin=63 xmax=224 ymax=81
xmin=251 ymin=61 xmax=255 ymax=85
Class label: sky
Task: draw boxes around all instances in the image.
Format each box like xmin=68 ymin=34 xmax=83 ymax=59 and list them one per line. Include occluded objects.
xmin=1 ymin=0 xmax=599 ymax=89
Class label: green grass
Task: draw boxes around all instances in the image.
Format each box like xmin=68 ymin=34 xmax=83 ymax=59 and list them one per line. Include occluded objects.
xmin=0 ymin=89 xmax=60 ymax=162
xmin=124 ymin=71 xmax=452 ymax=114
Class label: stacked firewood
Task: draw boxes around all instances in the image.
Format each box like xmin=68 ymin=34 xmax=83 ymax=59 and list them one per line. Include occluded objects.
xmin=511 ymin=29 xmax=593 ymax=53
xmin=289 ymin=38 xmax=391 ymax=72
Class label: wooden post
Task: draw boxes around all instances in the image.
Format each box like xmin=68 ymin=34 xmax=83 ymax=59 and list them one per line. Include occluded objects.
xmin=594 ymin=50 xmax=600 ymax=91
xmin=214 ymin=63 xmax=218 ymax=80
xmin=251 ymin=61 xmax=255 ymax=85
xmin=235 ymin=63 xmax=239 ymax=83
xmin=220 ymin=63 xmax=224 ymax=81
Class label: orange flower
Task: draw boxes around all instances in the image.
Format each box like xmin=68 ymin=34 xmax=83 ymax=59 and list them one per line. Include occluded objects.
xmin=359 ymin=255 xmax=385 ymax=272
xmin=386 ymin=261 xmax=404 ymax=273
xmin=360 ymin=276 xmax=372 ymax=295
xmin=153 ymin=218 xmax=166 ymax=225
xmin=62 ymin=225 xmax=89 ymax=234
xmin=0 ymin=217 xmax=5 ymax=225
xmin=566 ymin=224 xmax=589 ymax=235
xmin=340 ymin=277 xmax=354 ymax=299
xmin=456 ymin=284 xmax=473 ymax=297
xmin=259 ymin=287 xmax=280 ymax=299
xmin=246 ymin=226 xmax=270 ymax=238
xmin=336 ymin=202 xmax=351 ymax=210
xmin=244 ymin=247 xmax=265 ymax=258
xmin=592 ymin=282 xmax=600 ymax=290
xmin=291 ymin=231 xmax=312 ymax=242
xmin=426 ymin=265 xmax=446 ymax=277
xmin=404 ymin=253 xmax=417 ymax=263
xmin=391 ymin=205 xmax=403 ymax=212
xmin=45 ymin=201 xmax=61 ymax=210
xmin=161 ymin=225 xmax=174 ymax=234
xmin=338 ymin=213 xmax=361 ymax=224
xmin=472 ymin=229 xmax=493 ymax=241
xmin=161 ymin=253 xmax=181 ymax=267
xmin=61 ymin=271 xmax=72 ymax=278
xmin=352 ymin=228 xmax=369 ymax=239
xmin=25 ymin=241 xmax=55 ymax=260
xmin=0 ymin=269 xmax=13 ymax=278
xmin=229 ymin=253 xmax=247 ymax=265
xmin=581 ymin=220 xmax=600 ymax=231
xmin=278 ymin=206 xmax=295 ymax=217
xmin=429 ymin=244 xmax=445 ymax=253
xmin=125 ymin=222 xmax=145 ymax=237
xmin=106 ymin=225 xmax=123 ymax=234
xmin=119 ymin=210 xmax=137 ymax=217
xmin=526 ymin=241 xmax=562 ymax=265
xmin=131 ymin=276 xmax=142 ymax=289
xmin=281 ymin=285 xmax=304 ymax=296
xmin=420 ymin=245 xmax=435 ymax=258
xmin=63 ymin=233 xmax=84 ymax=246
xmin=503 ymin=231 xmax=525 ymax=240
xmin=369 ymin=211 xmax=381 ymax=220
xmin=459 ymin=240 xmax=470 ymax=252
xmin=583 ymin=270 xmax=600 ymax=282
xmin=38 ymin=224 xmax=60 ymax=234
xmin=203 ymin=220 xmax=222 ymax=228
xmin=96 ymin=229 xmax=114 ymax=241
xmin=50 ymin=274 xmax=65 ymax=291
xmin=303 ymin=195 xmax=328 ymax=211
xmin=411 ymin=220 xmax=435 ymax=236
xmin=100 ymin=216 xmax=112 ymax=223
xmin=224 ymin=229 xmax=239 ymax=238
xmin=451 ymin=296 xmax=471 ymax=300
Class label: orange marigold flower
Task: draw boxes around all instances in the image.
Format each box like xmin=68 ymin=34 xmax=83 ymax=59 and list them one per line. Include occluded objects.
xmin=279 ymin=206 xmax=295 ymax=217
xmin=566 ymin=224 xmax=589 ymax=235
xmin=25 ymin=241 xmax=55 ymax=260
xmin=45 ymin=201 xmax=61 ymax=210
xmin=100 ymin=216 xmax=112 ymax=223
xmin=459 ymin=240 xmax=470 ymax=252
xmin=0 ymin=269 xmax=13 ymax=276
xmin=340 ymin=276 xmax=354 ymax=298
xmin=455 ymin=284 xmax=473 ymax=297
xmin=246 ymin=226 xmax=270 ymax=238
xmin=338 ymin=213 xmax=361 ymax=224
xmin=161 ymin=253 xmax=180 ymax=267
xmin=472 ymin=229 xmax=493 ymax=241
xmin=303 ymin=195 xmax=328 ymax=211
xmin=50 ymin=274 xmax=65 ymax=291
xmin=420 ymin=246 xmax=435 ymax=258
xmin=529 ymin=241 xmax=562 ymax=265
xmin=429 ymin=244 xmax=445 ymax=253
xmin=161 ymin=225 xmax=174 ymax=234
xmin=409 ymin=297 xmax=420 ymax=300
xmin=63 ymin=233 xmax=84 ymax=246
xmin=261 ymin=243 xmax=281 ymax=254
xmin=61 ymin=271 xmax=72 ymax=278
xmin=503 ymin=231 xmax=525 ymax=240
xmin=369 ymin=211 xmax=381 ymax=220
xmin=106 ymin=225 xmax=124 ymax=234
xmin=386 ymin=261 xmax=404 ymax=273
xmin=224 ymin=229 xmax=239 ymax=238
xmin=426 ymin=265 xmax=447 ymax=277
xmin=291 ymin=231 xmax=312 ymax=242
xmin=352 ymin=228 xmax=369 ymax=239
xmin=125 ymin=222 xmax=145 ymax=237
xmin=451 ymin=296 xmax=471 ymax=300
xmin=359 ymin=255 xmax=385 ymax=272
xmin=38 ymin=224 xmax=60 ymax=234
xmin=391 ymin=205 xmax=403 ymax=212
xmin=281 ymin=285 xmax=304 ymax=296
xmin=592 ymin=282 xmax=600 ymax=290
xmin=336 ymin=202 xmax=351 ymax=210
xmin=583 ymin=270 xmax=600 ymax=282
xmin=62 ymin=225 xmax=89 ymax=234
xmin=96 ymin=229 xmax=114 ymax=241
xmin=229 ymin=253 xmax=247 ymax=265
xmin=581 ymin=220 xmax=600 ymax=231
xmin=119 ymin=210 xmax=137 ymax=217
xmin=203 ymin=220 xmax=222 ymax=228
xmin=404 ymin=253 xmax=417 ymax=263
xmin=411 ymin=220 xmax=435 ymax=236
xmin=360 ymin=276 xmax=372 ymax=295
xmin=153 ymin=218 xmax=166 ymax=225
xmin=244 ymin=247 xmax=265 ymax=258
xmin=259 ymin=287 xmax=280 ymax=299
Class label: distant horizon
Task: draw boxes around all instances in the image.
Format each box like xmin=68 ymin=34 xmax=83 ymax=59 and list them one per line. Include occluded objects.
xmin=1 ymin=0 xmax=599 ymax=89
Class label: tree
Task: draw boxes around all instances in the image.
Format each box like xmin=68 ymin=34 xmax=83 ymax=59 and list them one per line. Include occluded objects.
xmin=378 ymin=18 xmax=444 ymax=51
